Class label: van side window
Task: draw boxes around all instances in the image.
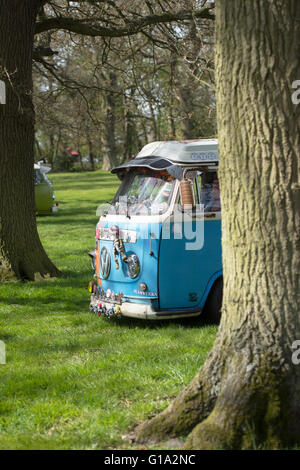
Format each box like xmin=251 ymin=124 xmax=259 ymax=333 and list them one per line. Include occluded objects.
xmin=199 ymin=171 xmax=221 ymax=213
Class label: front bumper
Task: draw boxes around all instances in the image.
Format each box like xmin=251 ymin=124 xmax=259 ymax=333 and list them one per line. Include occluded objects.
xmin=89 ymin=293 xmax=201 ymax=320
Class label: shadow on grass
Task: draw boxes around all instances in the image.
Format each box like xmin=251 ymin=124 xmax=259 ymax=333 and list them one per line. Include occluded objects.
xmin=0 ymin=271 xmax=92 ymax=315
xmin=2 ymin=297 xmax=88 ymax=315
xmin=37 ymin=211 xmax=98 ymax=228
xmin=99 ymin=313 xmax=214 ymax=330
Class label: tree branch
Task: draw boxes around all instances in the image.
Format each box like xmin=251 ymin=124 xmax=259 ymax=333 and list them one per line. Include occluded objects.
xmin=35 ymin=8 xmax=215 ymax=37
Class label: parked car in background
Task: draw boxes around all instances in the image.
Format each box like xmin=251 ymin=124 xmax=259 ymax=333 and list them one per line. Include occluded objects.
xmin=34 ymin=164 xmax=58 ymax=215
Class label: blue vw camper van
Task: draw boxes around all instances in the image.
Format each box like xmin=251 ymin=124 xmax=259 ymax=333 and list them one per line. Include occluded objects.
xmin=89 ymin=139 xmax=222 ymax=322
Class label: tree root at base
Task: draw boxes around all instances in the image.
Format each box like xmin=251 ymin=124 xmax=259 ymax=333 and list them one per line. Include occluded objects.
xmin=135 ymin=349 xmax=300 ymax=449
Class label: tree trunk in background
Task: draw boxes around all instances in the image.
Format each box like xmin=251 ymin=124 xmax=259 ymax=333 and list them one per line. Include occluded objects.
xmin=78 ymin=150 xmax=84 ymax=170
xmin=35 ymin=137 xmax=42 ymax=161
xmin=177 ymin=21 xmax=201 ymax=139
xmin=88 ymin=141 xmax=95 ymax=171
xmin=47 ymin=77 xmax=55 ymax=169
xmin=147 ymin=96 xmax=158 ymax=142
xmin=0 ymin=0 xmax=60 ymax=280
xmin=49 ymin=131 xmax=55 ymax=167
xmin=84 ymin=124 xmax=95 ymax=171
xmin=102 ymin=72 xmax=117 ymax=171
xmin=122 ymin=89 xmax=138 ymax=163
xmin=53 ymin=129 xmax=61 ymax=170
xmin=178 ymin=80 xmax=198 ymax=139
xmin=136 ymin=0 xmax=300 ymax=449
xmin=168 ymin=53 xmax=177 ymax=139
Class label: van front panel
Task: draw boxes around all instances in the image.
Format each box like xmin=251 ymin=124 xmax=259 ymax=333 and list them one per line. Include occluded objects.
xmin=95 ymin=219 xmax=161 ymax=304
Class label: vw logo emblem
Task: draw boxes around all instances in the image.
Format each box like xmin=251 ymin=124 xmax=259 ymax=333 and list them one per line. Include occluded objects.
xmin=100 ymin=246 xmax=111 ymax=279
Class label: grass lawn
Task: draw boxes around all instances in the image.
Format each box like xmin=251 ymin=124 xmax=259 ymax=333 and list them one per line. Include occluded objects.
xmin=0 ymin=170 xmax=217 ymax=450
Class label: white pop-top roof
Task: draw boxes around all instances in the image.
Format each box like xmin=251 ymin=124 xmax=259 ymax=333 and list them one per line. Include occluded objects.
xmin=136 ymin=139 xmax=218 ymax=164
xmin=34 ymin=163 xmax=51 ymax=173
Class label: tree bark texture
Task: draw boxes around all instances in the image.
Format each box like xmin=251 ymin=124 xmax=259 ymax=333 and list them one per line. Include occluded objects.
xmin=0 ymin=0 xmax=60 ymax=280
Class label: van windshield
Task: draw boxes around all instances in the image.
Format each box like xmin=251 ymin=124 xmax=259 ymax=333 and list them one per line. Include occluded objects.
xmin=111 ymin=170 xmax=174 ymax=216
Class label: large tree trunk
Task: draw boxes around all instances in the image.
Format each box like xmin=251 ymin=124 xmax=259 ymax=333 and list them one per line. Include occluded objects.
xmin=0 ymin=0 xmax=60 ymax=281
xmin=136 ymin=0 xmax=300 ymax=449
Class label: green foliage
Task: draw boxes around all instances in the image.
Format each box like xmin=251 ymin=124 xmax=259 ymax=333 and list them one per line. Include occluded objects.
xmin=0 ymin=171 xmax=217 ymax=449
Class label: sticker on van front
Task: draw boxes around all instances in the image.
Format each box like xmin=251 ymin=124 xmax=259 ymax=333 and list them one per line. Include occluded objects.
xmin=98 ymin=227 xmax=137 ymax=243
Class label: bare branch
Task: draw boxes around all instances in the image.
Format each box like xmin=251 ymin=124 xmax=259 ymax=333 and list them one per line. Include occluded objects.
xmin=35 ymin=7 xmax=215 ymax=37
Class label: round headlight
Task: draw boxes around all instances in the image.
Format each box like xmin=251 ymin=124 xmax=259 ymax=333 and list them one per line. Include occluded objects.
xmin=126 ymin=253 xmax=140 ymax=279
